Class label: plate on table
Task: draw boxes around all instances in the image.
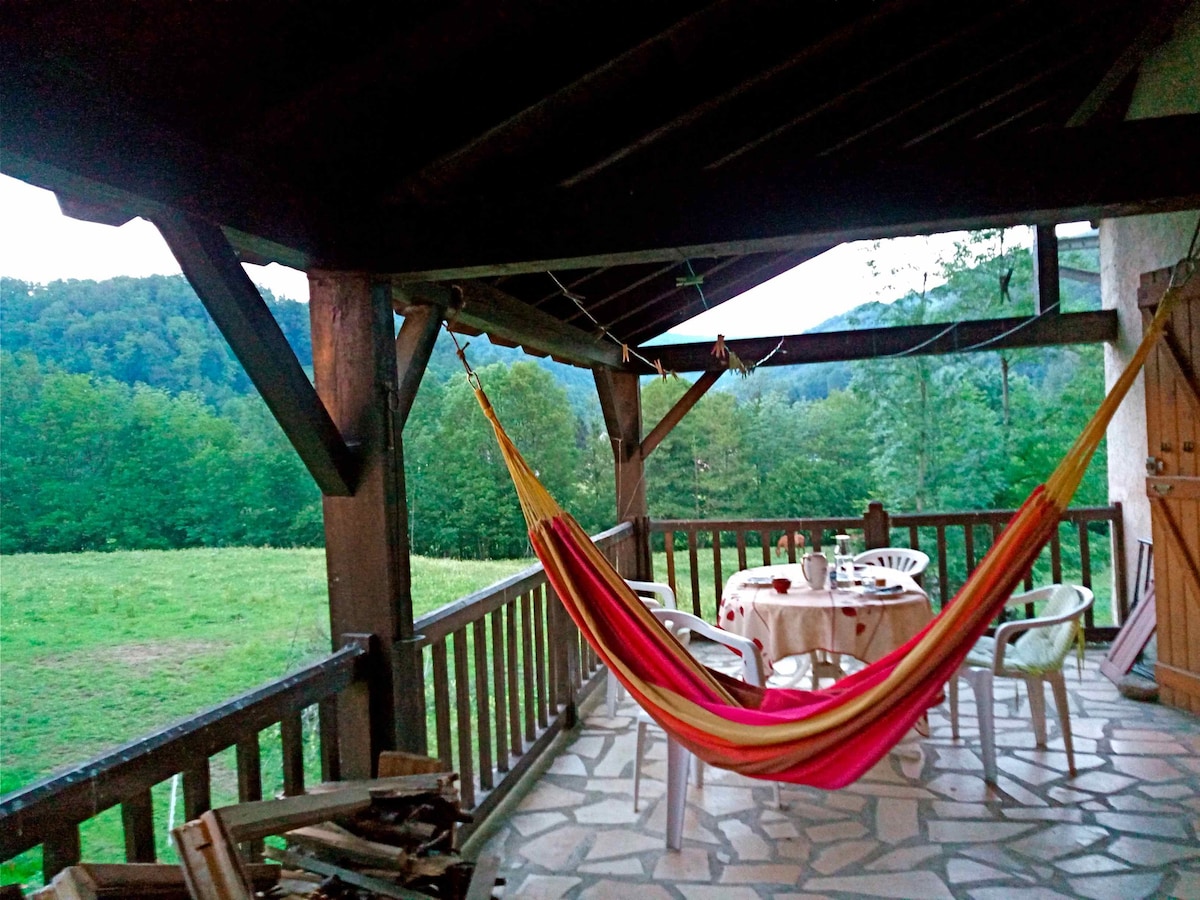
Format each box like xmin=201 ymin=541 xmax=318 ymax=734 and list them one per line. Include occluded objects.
xmin=743 ymin=575 xmax=775 ymax=586
xmin=859 ymin=583 xmax=904 ymax=596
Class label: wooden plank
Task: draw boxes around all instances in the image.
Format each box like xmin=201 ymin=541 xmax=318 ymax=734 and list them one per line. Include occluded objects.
xmin=217 ymin=788 xmax=372 ymax=843
xmin=151 ymin=211 xmax=356 ymax=495
xmin=377 ymin=752 xmax=450 ymax=778
xmin=1139 ymin=260 xmax=1200 ymax=308
xmin=396 ymin=281 xmax=624 ymax=369
xmin=641 ymin=370 xmax=723 ymax=457
xmin=284 ymin=824 xmax=408 ymax=870
xmin=452 ymin=629 xmax=475 ymax=809
xmin=647 ymin=310 xmax=1117 ymax=373
xmin=1156 ymin=661 xmax=1200 ymax=704
xmin=1161 ymin=327 xmax=1200 ymax=415
xmin=490 ymin=610 xmax=510 ymax=774
xmin=172 ymin=811 xmax=252 ymax=900
xmin=38 ymin=864 xmax=279 ymax=899
xmin=42 ymin=824 xmax=81 ymax=882
xmin=1100 ymin=581 xmax=1157 ymax=685
xmin=0 ymin=644 xmax=365 ymax=860
xmin=471 ymin=618 xmax=494 ymax=791
xmin=183 ymin=762 xmax=211 ymax=821
xmin=463 ymin=855 xmax=502 ymax=900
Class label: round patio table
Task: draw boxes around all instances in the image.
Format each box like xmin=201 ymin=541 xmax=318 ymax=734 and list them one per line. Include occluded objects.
xmin=718 ymin=563 xmax=933 ymax=678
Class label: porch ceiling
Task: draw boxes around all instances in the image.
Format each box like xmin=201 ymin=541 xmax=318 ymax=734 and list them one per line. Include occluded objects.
xmin=3 ymin=0 xmax=1199 ymax=358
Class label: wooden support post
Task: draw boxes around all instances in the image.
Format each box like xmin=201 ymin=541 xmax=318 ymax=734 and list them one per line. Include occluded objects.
xmin=863 ymin=502 xmax=890 ymax=550
xmin=595 ymin=369 xmax=651 ymax=581
xmin=1032 ymin=224 xmax=1061 ymax=316
xmin=311 ymin=273 xmax=423 ymax=774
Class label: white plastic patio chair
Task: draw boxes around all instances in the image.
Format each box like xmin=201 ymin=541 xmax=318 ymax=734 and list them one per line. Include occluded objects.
xmin=631 ymin=607 xmax=780 ymax=849
xmin=948 ymin=584 xmax=1094 ymax=783
xmin=606 ymin=580 xmax=677 ymax=718
xmin=853 ymin=547 xmax=930 ymax=576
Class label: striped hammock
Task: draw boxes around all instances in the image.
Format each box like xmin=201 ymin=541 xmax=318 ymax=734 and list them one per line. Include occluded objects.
xmin=465 ymin=284 xmax=1182 ymax=790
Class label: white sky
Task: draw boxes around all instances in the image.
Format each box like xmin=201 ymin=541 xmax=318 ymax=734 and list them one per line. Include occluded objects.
xmin=0 ymin=173 xmax=1089 ymax=340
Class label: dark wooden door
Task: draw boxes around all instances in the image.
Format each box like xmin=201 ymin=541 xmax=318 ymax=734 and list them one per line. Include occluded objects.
xmin=1141 ymin=267 xmax=1200 ymax=713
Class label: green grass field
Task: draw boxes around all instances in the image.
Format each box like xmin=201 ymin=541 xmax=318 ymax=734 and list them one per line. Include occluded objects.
xmin=0 ymin=547 xmax=530 ymax=887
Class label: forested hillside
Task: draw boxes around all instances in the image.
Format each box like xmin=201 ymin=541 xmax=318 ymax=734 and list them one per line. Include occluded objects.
xmin=0 ymin=233 xmax=1106 ymax=558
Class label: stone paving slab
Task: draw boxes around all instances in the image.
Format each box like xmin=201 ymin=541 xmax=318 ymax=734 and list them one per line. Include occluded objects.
xmin=471 ymin=651 xmax=1200 ymax=898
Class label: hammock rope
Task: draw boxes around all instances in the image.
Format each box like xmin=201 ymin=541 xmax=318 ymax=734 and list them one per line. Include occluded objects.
xmin=454 ymin=276 xmax=1187 ymax=789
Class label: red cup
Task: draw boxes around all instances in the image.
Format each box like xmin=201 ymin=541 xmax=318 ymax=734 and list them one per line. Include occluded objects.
xmin=771 ymin=577 xmax=791 ymax=594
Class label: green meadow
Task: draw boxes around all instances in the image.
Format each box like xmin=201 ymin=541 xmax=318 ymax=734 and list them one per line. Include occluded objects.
xmin=0 ymin=547 xmax=529 ymax=887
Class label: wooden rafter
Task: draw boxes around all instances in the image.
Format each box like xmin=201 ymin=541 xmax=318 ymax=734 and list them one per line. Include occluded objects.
xmin=367 ymin=115 xmax=1200 ymax=281
xmin=641 ymin=370 xmax=724 ymax=459
xmin=645 ymin=310 xmax=1117 ymax=374
xmin=394 ymin=307 xmax=443 ymax=433
xmin=394 ymin=281 xmax=625 ymax=370
xmin=152 ymin=211 xmax=358 ymax=495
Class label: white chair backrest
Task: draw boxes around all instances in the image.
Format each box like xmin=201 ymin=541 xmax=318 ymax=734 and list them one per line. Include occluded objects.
xmin=650 ymin=607 xmax=766 ymax=687
xmin=626 ymin=579 xmax=677 ymax=609
xmin=854 ymin=547 xmax=930 ymax=576
xmin=998 ymin=584 xmax=1094 ymax=674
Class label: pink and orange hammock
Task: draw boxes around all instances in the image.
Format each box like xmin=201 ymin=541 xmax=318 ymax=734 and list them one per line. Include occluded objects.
xmin=464 ymin=283 xmax=1182 ymax=790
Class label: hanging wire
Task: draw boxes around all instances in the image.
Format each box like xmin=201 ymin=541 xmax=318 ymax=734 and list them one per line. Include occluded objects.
xmin=545 ymin=271 xmax=662 ymax=371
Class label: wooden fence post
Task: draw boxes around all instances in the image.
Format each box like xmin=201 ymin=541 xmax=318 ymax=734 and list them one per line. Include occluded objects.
xmin=863 ymin=502 xmax=890 ymax=549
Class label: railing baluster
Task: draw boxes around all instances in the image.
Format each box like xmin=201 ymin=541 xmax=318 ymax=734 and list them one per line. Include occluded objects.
xmin=183 ymin=760 xmax=211 ymax=819
xmin=687 ymin=530 xmax=701 ymax=616
xmin=759 ymin=529 xmax=771 ymax=566
xmin=520 ymin=592 xmax=536 ymax=743
xmin=1050 ymin=525 xmax=1063 ymax=583
xmin=736 ymin=528 xmax=747 ymax=571
xmin=318 ymin=699 xmax=339 ymax=783
xmin=665 ymin=529 xmax=677 ymax=599
xmin=712 ymin=530 xmax=723 ymax=610
xmin=491 ymin=609 xmax=510 ymax=773
xmin=236 ymin=734 xmax=265 ymax=861
xmin=42 ymin=823 xmax=80 ymax=881
xmin=533 ymin=586 xmax=549 ymax=729
xmin=1078 ymin=519 xmax=1095 ymax=629
xmin=452 ymin=628 xmax=476 ymax=809
xmin=964 ymin=523 xmax=976 ymax=573
xmin=121 ymin=789 xmax=155 ymax=863
xmin=506 ymin=601 xmax=523 ymax=757
xmin=472 ymin=618 xmax=494 ymax=791
xmin=432 ymin=641 xmax=453 ymax=766
xmin=936 ymin=525 xmax=949 ymax=609
xmin=280 ymin=712 xmax=304 ymax=797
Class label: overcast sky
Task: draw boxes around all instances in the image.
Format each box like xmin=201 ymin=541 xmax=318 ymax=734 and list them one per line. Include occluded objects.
xmin=1 ymin=173 xmax=1080 ymax=340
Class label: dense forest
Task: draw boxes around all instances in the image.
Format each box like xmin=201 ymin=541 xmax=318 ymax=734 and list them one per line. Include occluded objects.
xmin=0 ymin=233 xmax=1106 ymax=558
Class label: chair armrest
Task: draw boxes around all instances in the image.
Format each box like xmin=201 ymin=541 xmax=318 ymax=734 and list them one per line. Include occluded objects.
xmin=991 ymin=587 xmax=1093 ymax=670
xmin=625 ymin=579 xmax=677 ymax=609
xmin=650 ymin=608 xmax=766 ymax=687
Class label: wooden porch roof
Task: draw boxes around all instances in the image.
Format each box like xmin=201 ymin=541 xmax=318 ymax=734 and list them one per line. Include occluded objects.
xmin=3 ymin=0 xmax=1199 ymax=370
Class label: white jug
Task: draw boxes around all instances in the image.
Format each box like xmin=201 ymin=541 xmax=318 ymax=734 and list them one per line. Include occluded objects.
xmin=801 ymin=552 xmax=829 ymax=589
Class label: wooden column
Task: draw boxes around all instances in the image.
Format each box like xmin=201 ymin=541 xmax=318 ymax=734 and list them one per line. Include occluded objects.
xmin=595 ymin=369 xmax=651 ymax=580
xmin=1032 ymin=224 xmax=1061 ymax=316
xmin=310 ymin=273 xmax=421 ymax=776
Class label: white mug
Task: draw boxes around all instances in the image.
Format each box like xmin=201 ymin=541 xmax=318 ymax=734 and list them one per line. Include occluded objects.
xmin=801 ymin=553 xmax=828 ymax=589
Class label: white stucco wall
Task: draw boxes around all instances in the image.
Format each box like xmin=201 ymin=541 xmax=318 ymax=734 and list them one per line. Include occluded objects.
xmin=1102 ymin=2 xmax=1199 ymax=616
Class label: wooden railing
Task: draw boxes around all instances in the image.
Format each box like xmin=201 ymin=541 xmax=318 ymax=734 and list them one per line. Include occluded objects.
xmin=0 ymin=523 xmax=638 ymax=882
xmin=0 ymin=638 xmax=371 ymax=882
xmin=412 ymin=521 xmax=637 ymax=837
xmin=650 ymin=503 xmax=1127 ymax=640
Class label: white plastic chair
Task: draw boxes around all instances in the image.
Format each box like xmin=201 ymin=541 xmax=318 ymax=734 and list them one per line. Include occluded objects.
xmin=853 ymin=547 xmax=930 ymax=576
xmin=606 ymin=580 xmax=677 ymax=718
xmin=631 ymin=607 xmax=779 ymax=849
xmin=948 ymin=584 xmax=1094 ymax=783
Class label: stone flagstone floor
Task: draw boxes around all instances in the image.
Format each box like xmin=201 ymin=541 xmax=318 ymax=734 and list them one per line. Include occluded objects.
xmin=468 ymin=649 xmax=1200 ymax=899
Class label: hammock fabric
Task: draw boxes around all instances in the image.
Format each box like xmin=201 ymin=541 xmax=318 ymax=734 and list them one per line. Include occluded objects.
xmin=465 ymin=281 xmax=1184 ymax=790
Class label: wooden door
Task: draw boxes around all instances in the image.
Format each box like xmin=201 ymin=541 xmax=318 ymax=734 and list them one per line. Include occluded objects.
xmin=1141 ymin=266 xmax=1200 ymax=713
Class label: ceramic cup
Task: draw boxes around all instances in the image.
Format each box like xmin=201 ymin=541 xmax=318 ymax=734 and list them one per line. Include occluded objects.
xmin=771 ymin=576 xmax=792 ymax=594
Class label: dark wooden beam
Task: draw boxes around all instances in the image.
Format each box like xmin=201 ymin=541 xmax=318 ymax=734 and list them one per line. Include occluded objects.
xmin=365 ymin=115 xmax=1200 ymax=280
xmin=1061 ymin=266 xmax=1100 ymax=285
xmin=393 ymin=307 xmax=443 ymax=434
xmin=1032 ymin=224 xmax=1061 ymax=315
xmin=1 ymin=62 xmax=316 ymax=270
xmin=645 ymin=310 xmax=1118 ymax=373
xmin=394 ymin=281 xmax=626 ymax=369
xmin=641 ymin=370 xmax=723 ymax=458
xmin=152 ymin=211 xmax=358 ymax=496
xmin=594 ymin=369 xmax=650 ymax=578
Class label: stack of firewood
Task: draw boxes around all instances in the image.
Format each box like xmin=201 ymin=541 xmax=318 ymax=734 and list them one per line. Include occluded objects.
xmin=34 ymin=754 xmax=500 ymax=900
